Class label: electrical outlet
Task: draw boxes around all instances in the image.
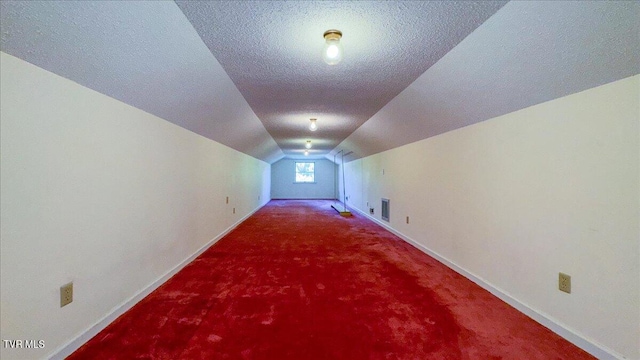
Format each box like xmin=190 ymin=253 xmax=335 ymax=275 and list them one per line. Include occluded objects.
xmin=406 ymin=216 xmax=410 ymax=224
xmin=60 ymin=282 xmax=73 ymax=307
xmin=369 ymin=208 xmax=374 ymax=215
xmin=559 ymin=273 xmax=571 ymax=293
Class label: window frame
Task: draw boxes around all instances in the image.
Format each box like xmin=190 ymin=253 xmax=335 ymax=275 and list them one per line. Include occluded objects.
xmin=294 ymin=161 xmax=316 ymax=183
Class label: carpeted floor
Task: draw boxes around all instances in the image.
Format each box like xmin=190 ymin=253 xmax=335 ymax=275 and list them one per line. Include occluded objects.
xmin=68 ymin=200 xmax=594 ymax=359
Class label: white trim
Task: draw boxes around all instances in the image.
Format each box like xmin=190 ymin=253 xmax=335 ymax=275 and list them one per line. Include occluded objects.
xmin=48 ymin=202 xmax=268 ymax=360
xmin=348 ymin=205 xmax=624 ymax=360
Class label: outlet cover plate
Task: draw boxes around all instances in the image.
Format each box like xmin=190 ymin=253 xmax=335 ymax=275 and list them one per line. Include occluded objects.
xmin=559 ymin=273 xmax=571 ymax=293
xmin=60 ymin=282 xmax=73 ymax=307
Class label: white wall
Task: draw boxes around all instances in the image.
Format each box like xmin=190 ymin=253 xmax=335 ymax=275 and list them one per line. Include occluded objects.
xmin=343 ymin=75 xmax=639 ymax=359
xmin=0 ymin=52 xmax=271 ymax=359
xmin=271 ymin=159 xmax=337 ymax=199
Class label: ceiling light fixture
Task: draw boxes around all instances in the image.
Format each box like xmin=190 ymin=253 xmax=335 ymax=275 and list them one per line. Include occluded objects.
xmin=309 ymin=118 xmax=318 ymax=131
xmin=323 ymin=29 xmax=343 ymax=65
xmin=304 ymin=150 xmax=309 ymax=156
xmin=305 ymin=140 xmax=312 ymax=149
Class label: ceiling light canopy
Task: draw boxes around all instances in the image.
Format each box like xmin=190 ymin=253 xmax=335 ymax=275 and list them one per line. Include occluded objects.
xmin=309 ymin=118 xmax=318 ymax=131
xmin=305 ymin=140 xmax=312 ymax=149
xmin=323 ymin=29 xmax=343 ymax=65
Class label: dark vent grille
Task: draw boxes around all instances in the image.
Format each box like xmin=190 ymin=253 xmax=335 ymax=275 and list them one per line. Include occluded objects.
xmin=381 ymin=198 xmax=390 ymax=222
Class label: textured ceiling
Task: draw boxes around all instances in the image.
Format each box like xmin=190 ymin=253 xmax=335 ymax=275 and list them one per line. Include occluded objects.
xmin=1 ymin=1 xmax=638 ymax=164
xmin=334 ymin=0 xmax=640 ymax=162
xmin=175 ymin=1 xmax=507 ymax=159
xmin=0 ymin=1 xmax=283 ymax=163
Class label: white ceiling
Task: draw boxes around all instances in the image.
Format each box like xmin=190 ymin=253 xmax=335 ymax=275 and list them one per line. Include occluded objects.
xmin=175 ymin=1 xmax=507 ymax=159
xmin=335 ymin=0 xmax=640 ymax=161
xmin=0 ymin=1 xmax=283 ymax=163
xmin=1 ymin=1 xmax=638 ymax=164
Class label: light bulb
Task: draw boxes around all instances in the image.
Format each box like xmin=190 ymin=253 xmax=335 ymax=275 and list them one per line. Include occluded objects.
xmin=326 ymin=44 xmax=339 ymax=59
xmin=323 ymin=30 xmax=343 ymax=65
xmin=309 ymin=118 xmax=317 ymax=131
xmin=305 ymin=140 xmax=312 ymax=149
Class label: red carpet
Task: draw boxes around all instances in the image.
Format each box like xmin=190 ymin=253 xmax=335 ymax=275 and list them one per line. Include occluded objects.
xmin=69 ymin=200 xmax=593 ymax=359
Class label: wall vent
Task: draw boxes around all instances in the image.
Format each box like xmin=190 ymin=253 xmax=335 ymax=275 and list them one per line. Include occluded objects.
xmin=381 ymin=198 xmax=390 ymax=222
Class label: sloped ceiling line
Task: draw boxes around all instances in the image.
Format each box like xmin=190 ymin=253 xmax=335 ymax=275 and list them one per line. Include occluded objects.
xmin=0 ymin=0 xmax=283 ymax=163
xmin=334 ymin=1 xmax=640 ymax=161
xmin=2 ymin=1 xmax=638 ymax=164
xmin=175 ymin=0 xmax=508 ymax=161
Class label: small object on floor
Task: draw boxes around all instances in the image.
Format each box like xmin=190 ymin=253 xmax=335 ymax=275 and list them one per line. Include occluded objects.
xmin=331 ymin=204 xmax=352 ymax=217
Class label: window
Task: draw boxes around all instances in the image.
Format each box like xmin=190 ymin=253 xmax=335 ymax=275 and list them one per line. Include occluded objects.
xmin=295 ymin=162 xmax=315 ymax=183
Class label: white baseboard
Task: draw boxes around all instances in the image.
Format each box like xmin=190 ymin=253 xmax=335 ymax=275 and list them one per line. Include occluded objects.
xmin=48 ymin=201 xmax=268 ymax=360
xmin=348 ymin=205 xmax=623 ymax=360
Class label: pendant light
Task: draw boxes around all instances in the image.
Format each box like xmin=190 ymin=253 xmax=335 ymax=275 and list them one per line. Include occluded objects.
xmin=323 ymin=29 xmax=343 ymax=65
xmin=309 ymin=118 xmax=318 ymax=131
xmin=305 ymin=140 xmax=312 ymax=149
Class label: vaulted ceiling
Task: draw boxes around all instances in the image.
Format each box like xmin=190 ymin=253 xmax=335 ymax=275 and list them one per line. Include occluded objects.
xmin=174 ymin=1 xmax=507 ymax=159
xmin=1 ymin=1 xmax=638 ymax=164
